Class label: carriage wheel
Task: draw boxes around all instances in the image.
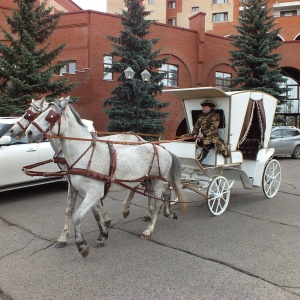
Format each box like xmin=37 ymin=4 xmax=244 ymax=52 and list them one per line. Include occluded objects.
xmin=207 ymin=176 xmax=230 ymax=216
xmin=262 ymin=159 xmax=281 ymax=199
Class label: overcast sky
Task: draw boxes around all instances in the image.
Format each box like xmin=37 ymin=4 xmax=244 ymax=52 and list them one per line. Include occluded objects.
xmin=72 ymin=0 xmax=107 ymax=12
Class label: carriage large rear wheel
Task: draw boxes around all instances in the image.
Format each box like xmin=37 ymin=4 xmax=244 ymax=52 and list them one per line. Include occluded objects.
xmin=207 ymin=176 xmax=230 ymax=216
xmin=262 ymin=159 xmax=281 ymax=198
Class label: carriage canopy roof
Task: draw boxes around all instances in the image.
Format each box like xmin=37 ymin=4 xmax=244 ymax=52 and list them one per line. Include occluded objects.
xmin=163 ymin=87 xmax=278 ymax=150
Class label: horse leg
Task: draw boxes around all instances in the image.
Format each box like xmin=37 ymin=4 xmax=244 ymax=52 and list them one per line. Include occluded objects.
xmin=162 ymin=183 xmax=178 ymax=220
xmin=141 ymin=180 xmax=164 ymax=239
xmin=123 ymin=190 xmax=135 ymax=218
xmin=102 ymin=207 xmax=111 ymax=227
xmin=56 ymin=182 xmax=77 ymax=248
xmin=91 ymin=203 xmax=109 ymax=247
xmin=143 ymin=196 xmax=154 ymax=222
xmin=73 ymin=191 xmax=103 ymax=257
xmin=123 ymin=183 xmax=156 ymax=221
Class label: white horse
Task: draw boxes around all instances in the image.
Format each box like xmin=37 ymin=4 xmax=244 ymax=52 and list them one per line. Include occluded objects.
xmin=10 ymin=98 xmax=178 ymax=248
xmin=9 ymin=98 xmax=108 ymax=246
xmin=26 ymin=97 xmax=188 ymax=257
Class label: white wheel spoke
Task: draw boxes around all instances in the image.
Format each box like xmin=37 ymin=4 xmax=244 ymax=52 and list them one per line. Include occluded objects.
xmin=262 ymin=159 xmax=281 ymax=199
xmin=207 ymin=176 xmax=230 ymax=216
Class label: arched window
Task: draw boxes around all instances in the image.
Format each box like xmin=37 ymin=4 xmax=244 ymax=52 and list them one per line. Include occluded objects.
xmin=279 ymin=76 xmax=300 ymax=113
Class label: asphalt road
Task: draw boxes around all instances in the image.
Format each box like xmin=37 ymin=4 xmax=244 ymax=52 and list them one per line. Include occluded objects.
xmin=0 ymin=157 xmax=299 ymax=300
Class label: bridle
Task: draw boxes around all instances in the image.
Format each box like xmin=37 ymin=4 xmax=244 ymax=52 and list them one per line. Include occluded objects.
xmin=16 ymin=102 xmax=43 ymax=132
xmin=30 ymin=102 xmax=63 ymax=137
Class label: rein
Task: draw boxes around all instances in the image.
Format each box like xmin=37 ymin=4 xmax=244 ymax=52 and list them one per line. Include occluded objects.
xmin=44 ymin=134 xmax=194 ymax=145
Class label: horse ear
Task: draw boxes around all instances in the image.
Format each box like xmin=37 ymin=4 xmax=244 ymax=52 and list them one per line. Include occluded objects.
xmin=31 ymin=99 xmax=35 ymax=103
xmin=60 ymin=96 xmax=70 ymax=109
xmin=40 ymin=97 xmax=45 ymax=105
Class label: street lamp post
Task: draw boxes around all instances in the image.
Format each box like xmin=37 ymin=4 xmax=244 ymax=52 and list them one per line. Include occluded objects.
xmin=124 ymin=67 xmax=151 ymax=133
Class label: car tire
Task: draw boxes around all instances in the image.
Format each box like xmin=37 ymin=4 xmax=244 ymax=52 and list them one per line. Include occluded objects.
xmin=292 ymin=145 xmax=300 ymax=159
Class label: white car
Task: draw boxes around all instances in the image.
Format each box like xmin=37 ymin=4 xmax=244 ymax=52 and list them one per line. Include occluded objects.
xmin=0 ymin=117 xmax=95 ymax=192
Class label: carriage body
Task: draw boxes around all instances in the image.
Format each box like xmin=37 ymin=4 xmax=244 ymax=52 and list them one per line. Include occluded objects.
xmin=161 ymin=87 xmax=281 ymax=215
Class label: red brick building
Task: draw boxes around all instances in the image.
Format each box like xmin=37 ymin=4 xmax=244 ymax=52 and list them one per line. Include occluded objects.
xmin=1 ymin=0 xmax=300 ymax=137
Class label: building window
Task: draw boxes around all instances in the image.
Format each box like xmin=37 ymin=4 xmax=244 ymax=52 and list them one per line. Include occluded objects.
xmin=215 ymin=72 xmax=231 ymax=91
xmin=159 ymin=64 xmax=178 ymax=87
xmin=103 ymin=55 xmax=113 ymax=80
xmin=168 ymin=18 xmax=176 ymax=26
xmin=168 ymin=1 xmax=176 ymax=9
xmin=280 ymin=10 xmax=297 ymax=17
xmin=213 ymin=0 xmax=228 ymax=3
xmin=278 ymin=76 xmax=300 ymax=115
xmin=281 ymin=77 xmax=299 ymax=100
xmin=59 ymin=61 xmax=76 ymax=75
xmin=212 ymin=12 xmax=228 ymax=22
xmin=192 ymin=6 xmax=200 ymax=12
xmin=148 ymin=0 xmax=155 ymax=3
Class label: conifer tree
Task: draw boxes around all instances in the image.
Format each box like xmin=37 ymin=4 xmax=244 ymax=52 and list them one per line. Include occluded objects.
xmin=229 ymin=0 xmax=288 ymax=102
xmin=104 ymin=0 xmax=169 ymax=134
xmin=0 ymin=0 xmax=75 ymax=116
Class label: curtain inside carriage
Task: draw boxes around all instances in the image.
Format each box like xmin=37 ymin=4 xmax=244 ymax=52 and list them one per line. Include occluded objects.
xmin=238 ymin=98 xmax=266 ymax=149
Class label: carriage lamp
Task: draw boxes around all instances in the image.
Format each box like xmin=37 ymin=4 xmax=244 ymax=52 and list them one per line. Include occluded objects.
xmin=124 ymin=67 xmax=151 ymax=133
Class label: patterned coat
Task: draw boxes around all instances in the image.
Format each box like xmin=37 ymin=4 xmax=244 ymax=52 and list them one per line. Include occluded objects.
xmin=192 ymin=111 xmax=220 ymax=145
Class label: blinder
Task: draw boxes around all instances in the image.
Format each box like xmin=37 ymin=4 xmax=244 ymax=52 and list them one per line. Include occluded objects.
xmin=45 ymin=109 xmax=61 ymax=126
xmin=30 ymin=104 xmax=63 ymax=135
xmin=23 ymin=109 xmax=39 ymax=122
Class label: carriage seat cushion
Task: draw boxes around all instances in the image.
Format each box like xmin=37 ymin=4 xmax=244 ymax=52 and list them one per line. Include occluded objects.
xmin=238 ymin=139 xmax=260 ymax=160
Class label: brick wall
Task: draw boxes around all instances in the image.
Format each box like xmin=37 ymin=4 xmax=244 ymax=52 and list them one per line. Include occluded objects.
xmin=1 ymin=2 xmax=300 ymax=137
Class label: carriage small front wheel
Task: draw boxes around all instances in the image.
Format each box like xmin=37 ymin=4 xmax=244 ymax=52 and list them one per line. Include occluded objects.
xmin=207 ymin=176 xmax=230 ymax=216
xmin=262 ymin=159 xmax=281 ymax=199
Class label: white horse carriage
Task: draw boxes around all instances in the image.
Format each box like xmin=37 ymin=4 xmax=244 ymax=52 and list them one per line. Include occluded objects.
xmin=161 ymin=87 xmax=281 ymax=216
xmin=13 ymin=87 xmax=280 ymax=257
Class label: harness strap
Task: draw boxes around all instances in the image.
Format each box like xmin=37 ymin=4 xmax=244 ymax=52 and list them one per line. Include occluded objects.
xmin=16 ymin=121 xmax=27 ymax=132
xmin=31 ymin=121 xmax=46 ymax=134
xmin=68 ymin=168 xmax=111 ymax=181
xmin=147 ymin=144 xmax=164 ymax=180
xmin=101 ymin=143 xmax=117 ymax=204
xmin=68 ymin=141 xmax=94 ymax=169
xmin=87 ymin=140 xmax=96 ymax=170
xmin=22 ymin=159 xmax=67 ymax=177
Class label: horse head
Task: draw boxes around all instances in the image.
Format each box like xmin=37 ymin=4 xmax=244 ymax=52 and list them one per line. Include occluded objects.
xmin=10 ymin=97 xmax=47 ymax=138
xmin=26 ymin=96 xmax=87 ymax=143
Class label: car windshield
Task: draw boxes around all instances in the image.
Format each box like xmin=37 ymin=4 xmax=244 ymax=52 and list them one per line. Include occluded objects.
xmin=0 ymin=122 xmax=28 ymax=144
xmin=0 ymin=123 xmax=12 ymax=138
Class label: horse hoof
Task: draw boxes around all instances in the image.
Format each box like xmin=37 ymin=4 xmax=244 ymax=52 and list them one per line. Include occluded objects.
xmin=170 ymin=212 xmax=178 ymax=219
xmin=80 ymin=247 xmax=89 ymax=257
xmin=55 ymin=241 xmax=67 ymax=248
xmin=105 ymin=220 xmax=111 ymax=227
xmin=95 ymin=240 xmax=105 ymax=248
xmin=77 ymin=241 xmax=89 ymax=257
xmin=123 ymin=212 xmax=130 ymax=218
xmin=143 ymin=216 xmax=151 ymax=222
xmin=141 ymin=234 xmax=150 ymax=240
xmin=97 ymin=231 xmax=108 ymax=243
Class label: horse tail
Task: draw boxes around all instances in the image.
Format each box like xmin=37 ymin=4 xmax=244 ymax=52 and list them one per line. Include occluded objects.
xmin=168 ymin=151 xmax=188 ymax=213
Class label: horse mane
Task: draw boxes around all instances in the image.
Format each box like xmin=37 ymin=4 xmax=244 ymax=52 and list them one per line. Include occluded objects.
xmin=69 ymin=105 xmax=85 ymax=127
